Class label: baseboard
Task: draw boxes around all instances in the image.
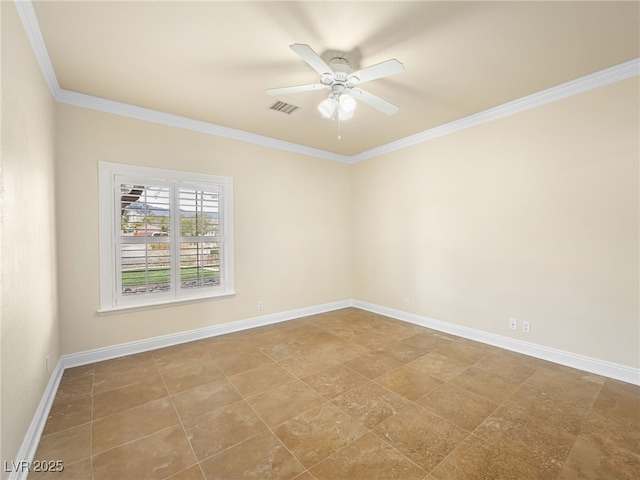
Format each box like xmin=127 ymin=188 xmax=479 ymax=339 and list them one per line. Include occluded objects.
xmin=7 ymin=358 xmax=65 ymax=480
xmin=13 ymin=297 xmax=638 ymax=480
xmin=63 ymin=299 xmax=353 ymax=369
xmin=353 ymin=300 xmax=640 ymax=386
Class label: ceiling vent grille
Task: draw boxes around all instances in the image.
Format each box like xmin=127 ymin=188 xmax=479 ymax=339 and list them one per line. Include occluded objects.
xmin=269 ymin=100 xmax=300 ymax=115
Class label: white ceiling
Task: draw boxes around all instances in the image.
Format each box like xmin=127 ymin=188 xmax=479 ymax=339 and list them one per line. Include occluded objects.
xmin=28 ymin=1 xmax=640 ymax=158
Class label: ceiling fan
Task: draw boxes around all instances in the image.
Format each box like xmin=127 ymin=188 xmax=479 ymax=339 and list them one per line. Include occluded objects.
xmin=266 ymin=43 xmax=405 ymax=121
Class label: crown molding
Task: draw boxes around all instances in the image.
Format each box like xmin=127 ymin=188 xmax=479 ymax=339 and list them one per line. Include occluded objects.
xmin=13 ymin=0 xmax=61 ymax=98
xmin=54 ymin=89 xmax=352 ymax=164
xmin=14 ymin=0 xmax=640 ymax=165
xmin=349 ymin=57 xmax=640 ymax=163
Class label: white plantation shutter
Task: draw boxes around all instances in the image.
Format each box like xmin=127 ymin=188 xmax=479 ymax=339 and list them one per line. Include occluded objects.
xmin=178 ymin=187 xmax=222 ymax=291
xmin=99 ymin=163 xmax=234 ymax=312
xmin=118 ymin=181 xmax=173 ymax=301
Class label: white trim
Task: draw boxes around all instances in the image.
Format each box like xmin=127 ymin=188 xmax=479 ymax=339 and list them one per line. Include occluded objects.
xmin=8 ymin=358 xmax=64 ymax=480
xmin=13 ymin=0 xmax=60 ymax=98
xmin=350 ymin=57 xmax=640 ymax=163
xmin=96 ymin=291 xmax=237 ymax=316
xmin=55 ymin=89 xmax=352 ymax=164
xmin=14 ymin=1 xmax=639 ymax=164
xmin=353 ymin=300 xmax=640 ymax=386
xmin=99 ymin=162 xmax=235 ymax=311
xmin=64 ymin=299 xmax=353 ymax=368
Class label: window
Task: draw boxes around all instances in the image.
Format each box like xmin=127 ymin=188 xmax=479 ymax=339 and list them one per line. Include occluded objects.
xmin=99 ymin=162 xmax=234 ymax=312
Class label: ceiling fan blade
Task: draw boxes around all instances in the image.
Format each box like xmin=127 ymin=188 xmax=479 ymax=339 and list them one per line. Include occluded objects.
xmin=266 ymin=83 xmax=327 ymax=96
xmin=290 ymin=43 xmax=333 ymax=77
xmin=350 ymin=88 xmax=400 ymax=115
xmin=349 ymin=59 xmax=405 ymax=84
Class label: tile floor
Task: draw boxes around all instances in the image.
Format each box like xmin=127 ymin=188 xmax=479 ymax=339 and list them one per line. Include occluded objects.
xmin=31 ymin=308 xmax=639 ymax=479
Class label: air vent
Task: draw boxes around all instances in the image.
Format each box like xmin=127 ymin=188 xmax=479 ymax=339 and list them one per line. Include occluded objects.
xmin=269 ymin=100 xmax=300 ymax=115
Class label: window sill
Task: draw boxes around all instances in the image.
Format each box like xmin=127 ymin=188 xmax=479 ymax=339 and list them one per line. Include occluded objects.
xmin=97 ymin=291 xmax=236 ymax=316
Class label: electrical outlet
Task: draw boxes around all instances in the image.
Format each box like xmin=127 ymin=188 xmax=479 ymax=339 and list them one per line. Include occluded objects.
xmin=522 ymin=321 xmax=530 ymax=334
xmin=509 ymin=318 xmax=518 ymax=331
xmin=404 ymin=297 xmax=410 ymax=306
xmin=257 ymin=301 xmax=264 ymax=311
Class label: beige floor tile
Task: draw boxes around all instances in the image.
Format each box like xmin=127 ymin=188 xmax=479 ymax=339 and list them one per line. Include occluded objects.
xmin=592 ymin=378 xmax=640 ymax=423
xmin=376 ymin=322 xmax=423 ymax=341
xmin=92 ymin=375 xmax=169 ymax=420
xmin=214 ymin=349 xmax=275 ymax=376
xmin=376 ymin=364 xmax=443 ymax=400
xmin=92 ymin=396 xmax=180 ymax=454
xmin=281 ymin=324 xmax=324 ymax=340
xmin=474 ymin=351 xmax=537 ymax=383
xmin=42 ymin=393 xmax=92 ymax=435
xmin=331 ymin=381 xmax=413 ymax=428
xmin=430 ymin=433 xmax=527 ymax=480
xmin=407 ymin=351 xmax=469 ymax=381
xmin=199 ymin=431 xmax=304 ymax=480
xmin=166 ymin=465 xmax=206 ymax=480
xmin=557 ymin=434 xmax=640 ymax=480
xmin=246 ymin=379 xmax=326 ymax=427
xmin=301 ymin=364 xmax=369 ymax=399
xmin=348 ymin=332 xmax=397 ymax=350
xmin=158 ymin=360 xmax=226 ymax=395
xmin=309 ymin=432 xmax=426 ymax=480
xmin=273 ymin=402 xmax=367 ymax=469
xmin=92 ymin=425 xmax=196 ymax=480
xmin=374 ymin=341 xmax=427 ymax=363
xmin=278 ymin=351 xmax=339 ymax=378
xmin=172 ymin=378 xmax=242 ymax=422
xmin=313 ymin=340 xmax=370 ymax=362
xmin=92 ymin=360 xmax=160 ymax=395
xmin=228 ymin=363 xmax=294 ymax=397
xmin=373 ymin=404 xmax=468 ymax=472
xmin=417 ymin=382 xmax=498 ymax=432
xmin=60 ymin=364 xmax=95 ymax=380
xmin=182 ymin=399 xmax=267 ymax=461
xmin=291 ymin=473 xmax=315 ymax=480
xmin=449 ymin=366 xmax=521 ymax=403
xmin=27 ymin=458 xmax=92 ymax=480
xmin=474 ymin=404 xmax=578 ymax=479
xmin=559 ymin=407 xmax=640 ymax=479
xmin=55 ymin=374 xmax=94 ymax=399
xmin=401 ymin=331 xmax=455 ymax=352
xmin=152 ymin=343 xmax=213 ymax=368
xmin=259 ymin=339 xmax=314 ymax=362
xmin=201 ymin=338 xmax=260 ymax=360
xmin=545 ymin=362 xmax=607 ymax=385
xmin=93 ymin=351 xmax=156 ymax=374
xmin=502 ymin=384 xmax=590 ymax=435
xmin=298 ymin=331 xmax=342 ymax=348
xmin=244 ymin=328 xmax=291 ymax=348
xmin=524 ymin=367 xmax=603 ymax=409
xmin=434 ymin=340 xmax=490 ymax=365
xmin=341 ymin=352 xmax=402 ymax=379
xmin=34 ymin=423 xmax=92 ymax=467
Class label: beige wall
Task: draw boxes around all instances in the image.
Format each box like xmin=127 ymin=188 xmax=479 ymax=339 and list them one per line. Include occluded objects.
xmin=353 ymin=78 xmax=639 ymax=368
xmin=55 ymin=105 xmax=352 ymax=355
xmin=1 ymin=2 xmax=59 ymax=471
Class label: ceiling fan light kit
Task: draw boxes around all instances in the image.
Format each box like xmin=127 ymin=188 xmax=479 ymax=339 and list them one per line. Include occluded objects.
xmin=267 ymin=43 xmax=405 ymax=133
xmin=318 ymin=90 xmax=356 ymax=120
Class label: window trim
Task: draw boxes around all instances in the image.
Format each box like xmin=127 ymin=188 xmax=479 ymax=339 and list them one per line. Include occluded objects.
xmin=98 ymin=162 xmax=235 ymax=314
